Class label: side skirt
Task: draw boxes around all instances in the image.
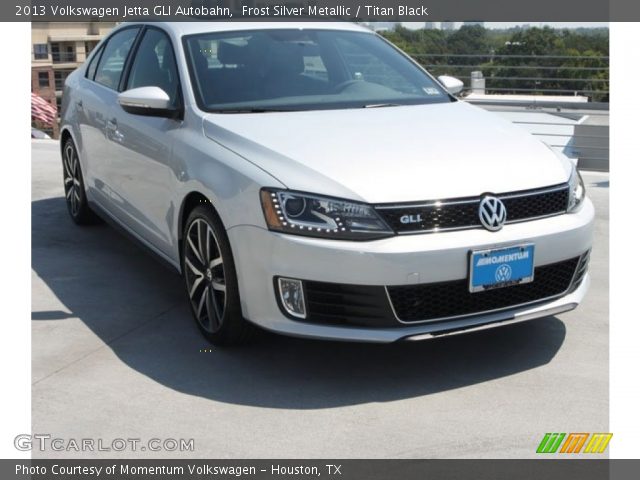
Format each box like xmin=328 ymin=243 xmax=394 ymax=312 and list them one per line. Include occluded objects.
xmin=87 ymin=199 xmax=182 ymax=275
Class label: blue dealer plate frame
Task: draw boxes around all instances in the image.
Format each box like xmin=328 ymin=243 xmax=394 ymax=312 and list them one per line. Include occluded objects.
xmin=469 ymin=244 xmax=535 ymax=293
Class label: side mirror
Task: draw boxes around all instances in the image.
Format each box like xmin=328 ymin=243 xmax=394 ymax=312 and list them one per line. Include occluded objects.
xmin=437 ymin=75 xmax=464 ymax=95
xmin=118 ymin=86 xmax=177 ymax=118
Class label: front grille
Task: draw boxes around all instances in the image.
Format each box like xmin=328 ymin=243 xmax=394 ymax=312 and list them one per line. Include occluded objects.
xmin=387 ymin=256 xmax=580 ymax=323
xmin=295 ymin=254 xmax=586 ymax=328
xmin=376 ymin=184 xmax=569 ymax=233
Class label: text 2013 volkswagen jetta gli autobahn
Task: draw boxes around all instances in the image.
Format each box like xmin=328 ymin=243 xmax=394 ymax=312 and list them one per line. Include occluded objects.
xmin=59 ymin=22 xmax=593 ymax=345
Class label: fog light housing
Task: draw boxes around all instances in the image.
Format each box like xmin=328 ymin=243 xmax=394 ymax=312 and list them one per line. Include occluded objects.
xmin=277 ymin=277 xmax=306 ymax=319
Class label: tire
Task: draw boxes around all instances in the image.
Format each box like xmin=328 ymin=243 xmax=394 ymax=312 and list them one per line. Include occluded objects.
xmin=62 ymin=138 xmax=100 ymax=225
xmin=182 ymin=205 xmax=253 ymax=346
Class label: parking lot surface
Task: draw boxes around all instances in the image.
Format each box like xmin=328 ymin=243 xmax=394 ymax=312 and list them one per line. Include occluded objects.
xmin=31 ymin=139 xmax=609 ymax=458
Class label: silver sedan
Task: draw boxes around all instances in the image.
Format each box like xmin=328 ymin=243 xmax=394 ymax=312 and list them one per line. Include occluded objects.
xmin=59 ymin=22 xmax=593 ymax=345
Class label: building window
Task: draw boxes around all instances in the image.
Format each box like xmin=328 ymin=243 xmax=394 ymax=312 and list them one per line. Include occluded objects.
xmin=54 ymin=70 xmax=72 ymax=91
xmin=34 ymin=44 xmax=48 ymax=60
xmin=51 ymin=43 xmax=76 ymax=63
xmin=38 ymin=71 xmax=50 ymax=88
xmin=85 ymin=41 xmax=98 ymax=55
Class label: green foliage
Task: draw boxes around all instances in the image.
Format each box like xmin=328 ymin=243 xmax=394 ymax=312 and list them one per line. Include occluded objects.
xmin=380 ymin=25 xmax=609 ymax=101
xmin=447 ymin=25 xmax=490 ymax=55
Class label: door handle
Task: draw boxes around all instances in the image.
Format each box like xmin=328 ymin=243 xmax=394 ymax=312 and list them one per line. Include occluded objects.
xmin=106 ymin=118 xmax=124 ymax=143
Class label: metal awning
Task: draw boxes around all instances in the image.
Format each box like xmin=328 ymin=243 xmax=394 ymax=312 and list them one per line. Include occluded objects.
xmin=48 ymin=35 xmax=102 ymax=42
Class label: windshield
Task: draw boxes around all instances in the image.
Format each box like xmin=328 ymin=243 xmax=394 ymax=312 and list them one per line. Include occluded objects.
xmin=183 ymin=29 xmax=452 ymax=112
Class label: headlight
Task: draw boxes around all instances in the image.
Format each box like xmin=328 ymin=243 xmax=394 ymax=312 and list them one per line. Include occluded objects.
xmin=567 ymin=166 xmax=586 ymax=212
xmin=260 ymin=188 xmax=393 ymax=240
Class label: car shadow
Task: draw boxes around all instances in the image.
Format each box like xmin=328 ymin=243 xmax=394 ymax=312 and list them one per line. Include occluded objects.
xmin=32 ymin=196 xmax=567 ymax=410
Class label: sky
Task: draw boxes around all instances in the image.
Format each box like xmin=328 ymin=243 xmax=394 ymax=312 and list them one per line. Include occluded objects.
xmin=402 ymin=22 xmax=609 ymax=29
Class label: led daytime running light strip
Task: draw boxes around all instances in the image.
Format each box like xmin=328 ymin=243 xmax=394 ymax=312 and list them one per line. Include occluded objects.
xmin=268 ymin=191 xmax=347 ymax=234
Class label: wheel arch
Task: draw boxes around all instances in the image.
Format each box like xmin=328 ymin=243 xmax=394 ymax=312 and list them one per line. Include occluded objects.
xmin=178 ymin=191 xmax=220 ymax=257
xmin=59 ymin=126 xmax=74 ymax=156
xmin=59 ymin=126 xmax=84 ymax=170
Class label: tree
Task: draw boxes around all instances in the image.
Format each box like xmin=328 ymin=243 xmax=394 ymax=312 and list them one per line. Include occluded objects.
xmin=448 ymin=25 xmax=489 ymax=55
xmin=381 ymin=25 xmax=609 ymax=101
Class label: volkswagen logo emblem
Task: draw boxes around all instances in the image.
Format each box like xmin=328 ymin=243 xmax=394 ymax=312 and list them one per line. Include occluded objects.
xmin=495 ymin=264 xmax=512 ymax=282
xmin=479 ymin=196 xmax=507 ymax=231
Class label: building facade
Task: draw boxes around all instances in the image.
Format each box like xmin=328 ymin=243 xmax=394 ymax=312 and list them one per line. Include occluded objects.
xmin=31 ymin=22 xmax=116 ymax=137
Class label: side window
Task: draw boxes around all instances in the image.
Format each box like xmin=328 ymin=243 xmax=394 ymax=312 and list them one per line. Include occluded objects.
xmin=126 ymin=29 xmax=180 ymax=108
xmin=85 ymin=45 xmax=103 ymax=81
xmin=94 ymin=28 xmax=139 ymax=90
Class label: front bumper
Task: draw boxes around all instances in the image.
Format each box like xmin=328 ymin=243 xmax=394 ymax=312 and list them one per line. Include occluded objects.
xmin=227 ymin=198 xmax=594 ymax=343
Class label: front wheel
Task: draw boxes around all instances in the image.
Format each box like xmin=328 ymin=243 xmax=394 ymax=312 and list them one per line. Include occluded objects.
xmin=182 ymin=205 xmax=253 ymax=346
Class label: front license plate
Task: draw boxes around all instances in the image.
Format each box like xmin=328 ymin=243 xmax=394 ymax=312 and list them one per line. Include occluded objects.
xmin=469 ymin=244 xmax=535 ymax=293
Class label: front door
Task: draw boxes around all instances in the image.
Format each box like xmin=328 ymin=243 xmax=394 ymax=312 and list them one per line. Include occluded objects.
xmin=106 ymin=27 xmax=183 ymax=258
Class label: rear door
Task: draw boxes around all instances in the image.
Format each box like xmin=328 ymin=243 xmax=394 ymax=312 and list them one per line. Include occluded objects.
xmin=76 ymin=26 xmax=141 ymax=213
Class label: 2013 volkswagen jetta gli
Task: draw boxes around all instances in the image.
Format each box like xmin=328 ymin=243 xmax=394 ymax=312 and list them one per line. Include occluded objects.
xmin=59 ymin=22 xmax=593 ymax=345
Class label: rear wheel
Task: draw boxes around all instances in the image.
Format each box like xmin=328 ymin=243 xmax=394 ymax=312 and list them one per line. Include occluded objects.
xmin=62 ymin=138 xmax=99 ymax=225
xmin=182 ymin=205 xmax=252 ymax=345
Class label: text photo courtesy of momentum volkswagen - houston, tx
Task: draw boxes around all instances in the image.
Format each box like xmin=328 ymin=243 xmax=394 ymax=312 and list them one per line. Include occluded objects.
xmin=2 ymin=0 xmax=639 ymax=479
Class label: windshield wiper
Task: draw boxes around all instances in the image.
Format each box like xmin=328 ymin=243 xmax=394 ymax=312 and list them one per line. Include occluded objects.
xmin=361 ymin=103 xmax=402 ymax=109
xmin=212 ymin=108 xmax=296 ymax=114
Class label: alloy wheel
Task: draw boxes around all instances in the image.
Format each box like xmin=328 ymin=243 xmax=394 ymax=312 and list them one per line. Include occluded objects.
xmin=63 ymin=143 xmax=82 ymax=217
xmin=184 ymin=218 xmax=227 ymax=333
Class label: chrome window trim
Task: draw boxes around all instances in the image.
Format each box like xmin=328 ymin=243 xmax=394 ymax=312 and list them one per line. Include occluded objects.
xmin=374 ymin=183 xmax=569 ymax=210
xmin=375 ymin=197 xmax=478 ymax=210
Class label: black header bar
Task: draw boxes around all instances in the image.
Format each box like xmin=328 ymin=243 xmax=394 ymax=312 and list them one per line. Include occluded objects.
xmin=5 ymin=0 xmax=639 ymax=22
xmin=2 ymin=459 xmax=640 ymax=480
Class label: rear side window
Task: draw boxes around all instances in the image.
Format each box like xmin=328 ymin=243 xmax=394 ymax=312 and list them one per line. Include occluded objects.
xmin=94 ymin=28 xmax=140 ymax=90
xmin=126 ymin=28 xmax=180 ymax=108
xmin=85 ymin=45 xmax=103 ymax=81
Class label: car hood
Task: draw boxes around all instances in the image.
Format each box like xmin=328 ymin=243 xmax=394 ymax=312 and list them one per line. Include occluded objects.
xmin=203 ymin=101 xmax=571 ymax=203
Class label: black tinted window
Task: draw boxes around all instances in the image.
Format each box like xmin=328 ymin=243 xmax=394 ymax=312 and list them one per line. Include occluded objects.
xmin=184 ymin=29 xmax=450 ymax=112
xmin=85 ymin=45 xmax=103 ymax=81
xmin=94 ymin=28 xmax=139 ymax=90
xmin=127 ymin=29 xmax=180 ymax=108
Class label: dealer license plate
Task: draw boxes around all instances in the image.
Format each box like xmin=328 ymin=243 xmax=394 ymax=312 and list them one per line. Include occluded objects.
xmin=469 ymin=244 xmax=535 ymax=293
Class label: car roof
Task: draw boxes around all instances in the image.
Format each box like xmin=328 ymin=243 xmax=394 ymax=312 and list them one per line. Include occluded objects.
xmin=119 ymin=21 xmax=373 ymax=37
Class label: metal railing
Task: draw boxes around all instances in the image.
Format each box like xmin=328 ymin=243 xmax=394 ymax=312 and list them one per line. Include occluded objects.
xmin=52 ymin=52 xmax=77 ymax=64
xmin=411 ymin=53 xmax=609 ymax=101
